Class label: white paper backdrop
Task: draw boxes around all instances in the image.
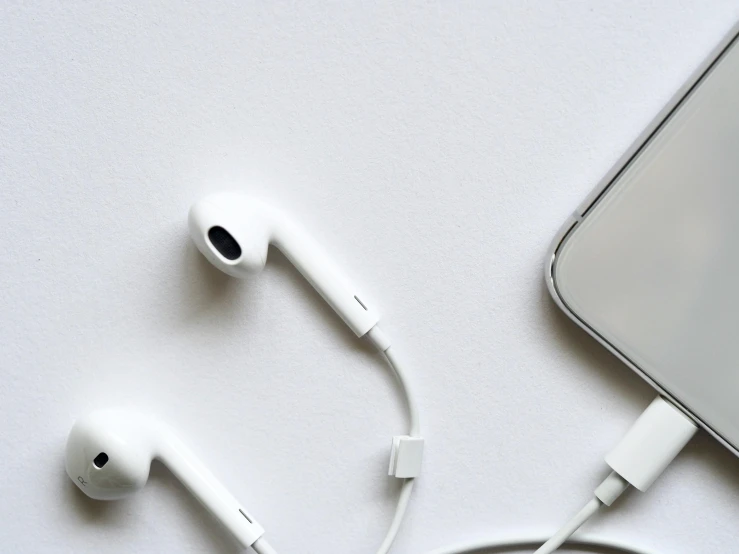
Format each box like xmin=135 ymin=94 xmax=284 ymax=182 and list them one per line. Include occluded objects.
xmin=2 ymin=2 xmax=739 ymax=553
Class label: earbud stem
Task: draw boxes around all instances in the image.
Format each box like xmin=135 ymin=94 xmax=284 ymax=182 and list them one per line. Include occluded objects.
xmin=275 ymin=218 xmax=380 ymax=337
xmin=157 ymin=433 xmax=265 ymax=548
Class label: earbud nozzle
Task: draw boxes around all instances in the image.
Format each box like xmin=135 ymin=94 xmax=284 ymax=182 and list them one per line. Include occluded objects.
xmin=188 ymin=195 xmax=270 ymax=278
xmin=207 ymin=226 xmax=242 ymax=261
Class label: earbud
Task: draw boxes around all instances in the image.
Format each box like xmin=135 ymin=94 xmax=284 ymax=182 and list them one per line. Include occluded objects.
xmin=188 ymin=192 xmax=381 ymax=337
xmin=65 ymin=410 xmax=264 ymax=549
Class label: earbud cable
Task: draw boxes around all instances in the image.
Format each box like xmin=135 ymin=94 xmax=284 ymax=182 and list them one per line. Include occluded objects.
xmin=371 ymin=331 xmax=422 ymax=554
xmin=250 ymin=326 xmax=422 ymax=554
xmin=252 ymin=367 xmax=696 ymax=554
xmin=252 ymin=537 xmax=279 ymax=554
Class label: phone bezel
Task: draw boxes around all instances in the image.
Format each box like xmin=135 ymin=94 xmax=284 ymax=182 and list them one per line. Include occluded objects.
xmin=547 ymin=22 xmax=739 ymax=457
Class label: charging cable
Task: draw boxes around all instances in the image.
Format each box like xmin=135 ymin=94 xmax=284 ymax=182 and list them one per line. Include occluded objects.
xmin=426 ymin=397 xmax=698 ymax=554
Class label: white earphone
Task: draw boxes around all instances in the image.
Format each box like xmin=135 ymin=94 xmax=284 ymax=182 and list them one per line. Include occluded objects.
xmin=65 ymin=410 xmax=266 ymax=550
xmin=188 ymin=192 xmax=380 ymax=337
xmin=64 ymin=192 xmax=684 ymax=554
xmin=66 ymin=192 xmax=423 ymax=554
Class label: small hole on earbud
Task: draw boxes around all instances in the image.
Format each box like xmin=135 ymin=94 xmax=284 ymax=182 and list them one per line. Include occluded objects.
xmin=208 ymin=226 xmax=242 ymax=261
xmin=93 ymin=452 xmax=109 ymax=468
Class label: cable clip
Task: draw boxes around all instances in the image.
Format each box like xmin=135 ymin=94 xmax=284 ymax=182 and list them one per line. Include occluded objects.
xmin=388 ymin=435 xmax=424 ymax=478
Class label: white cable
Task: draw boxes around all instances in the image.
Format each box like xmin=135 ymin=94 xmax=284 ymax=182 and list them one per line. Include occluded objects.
xmin=533 ymin=471 xmax=629 ymax=554
xmin=367 ymin=325 xmax=423 ymax=554
xmin=427 ymin=472 xmax=630 ymax=554
xmin=426 ymin=535 xmax=656 ymax=554
xmin=252 ymin=537 xmax=279 ymax=554
xmin=382 ymin=343 xmax=422 ymax=437
xmin=249 ymin=326 xmax=422 ymax=554
xmin=535 ymin=498 xmax=602 ymax=554
xmin=376 ymin=478 xmax=416 ymax=554
xmin=426 ymin=397 xmax=698 ymax=554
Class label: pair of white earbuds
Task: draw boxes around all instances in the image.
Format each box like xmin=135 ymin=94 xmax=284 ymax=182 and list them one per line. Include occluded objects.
xmin=65 ymin=192 xmax=421 ymax=553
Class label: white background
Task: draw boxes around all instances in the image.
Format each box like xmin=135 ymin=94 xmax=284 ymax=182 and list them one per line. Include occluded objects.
xmin=1 ymin=2 xmax=739 ymax=553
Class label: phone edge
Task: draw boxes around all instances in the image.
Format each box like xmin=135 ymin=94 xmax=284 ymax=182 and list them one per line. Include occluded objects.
xmin=545 ymin=21 xmax=739 ymax=458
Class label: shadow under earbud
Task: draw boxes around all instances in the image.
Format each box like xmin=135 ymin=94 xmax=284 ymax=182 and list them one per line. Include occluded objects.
xmin=175 ymin=235 xmax=254 ymax=324
xmin=62 ymin=459 xmax=241 ymax=552
xmin=63 ymin=472 xmax=126 ymax=525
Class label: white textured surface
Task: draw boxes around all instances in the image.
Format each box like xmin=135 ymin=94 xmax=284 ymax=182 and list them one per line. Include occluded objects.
xmin=1 ymin=2 xmax=739 ymax=553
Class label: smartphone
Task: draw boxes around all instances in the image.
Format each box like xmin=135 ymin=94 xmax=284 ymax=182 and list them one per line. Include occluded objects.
xmin=548 ymin=24 xmax=739 ymax=456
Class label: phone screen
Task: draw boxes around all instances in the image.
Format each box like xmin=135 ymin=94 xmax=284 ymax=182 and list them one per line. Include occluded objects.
xmin=554 ymin=33 xmax=739 ymax=450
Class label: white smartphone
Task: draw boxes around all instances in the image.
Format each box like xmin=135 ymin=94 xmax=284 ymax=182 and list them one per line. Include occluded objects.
xmin=548 ymin=24 xmax=739 ymax=456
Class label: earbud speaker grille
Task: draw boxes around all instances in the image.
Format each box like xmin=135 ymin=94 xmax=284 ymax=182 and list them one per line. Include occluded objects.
xmin=208 ymin=226 xmax=242 ymax=260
